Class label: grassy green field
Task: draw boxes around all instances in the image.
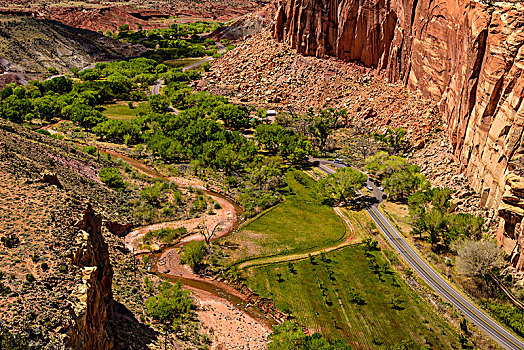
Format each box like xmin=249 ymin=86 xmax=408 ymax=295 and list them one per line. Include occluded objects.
xmin=245 ymin=245 xmax=459 ymax=348
xmin=164 ymin=58 xmax=203 ymax=69
xmin=102 ymin=102 xmax=147 ymax=120
xmin=225 ymin=170 xmax=346 ymax=264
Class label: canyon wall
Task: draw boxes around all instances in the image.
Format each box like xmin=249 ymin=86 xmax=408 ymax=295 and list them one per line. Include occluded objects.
xmin=273 ymin=0 xmax=524 ymax=265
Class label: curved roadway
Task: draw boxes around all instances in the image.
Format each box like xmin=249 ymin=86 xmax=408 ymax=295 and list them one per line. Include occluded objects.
xmin=150 ymin=40 xmax=227 ymax=114
xmin=317 ymin=161 xmax=524 ymax=350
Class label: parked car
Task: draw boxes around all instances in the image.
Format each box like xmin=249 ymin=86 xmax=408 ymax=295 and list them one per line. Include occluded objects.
xmin=366 ymin=185 xmax=373 ymax=190
xmin=378 ymin=187 xmax=384 ymax=191
xmin=334 ymin=158 xmax=345 ymax=164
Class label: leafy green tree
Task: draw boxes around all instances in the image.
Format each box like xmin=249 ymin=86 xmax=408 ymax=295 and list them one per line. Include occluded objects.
xmin=408 ymin=187 xmax=485 ymax=248
xmin=411 ymin=207 xmax=449 ymax=248
xmin=180 ymin=241 xmax=207 ymax=272
xmin=0 ymin=95 xmax=32 ymax=123
xmin=99 ymin=168 xmax=126 ymax=190
xmin=255 ymin=124 xmax=311 ymax=164
xmin=383 ymin=166 xmax=427 ymax=201
xmin=0 ymin=86 xmax=13 ymax=100
xmin=93 ymin=119 xmax=141 ymax=144
xmin=449 ymin=213 xmax=485 ymax=241
xmin=12 ymin=87 xmax=25 ymax=99
xmin=145 ymin=280 xmax=194 ymax=330
xmin=43 ymin=76 xmax=73 ymax=94
xmin=212 ymin=103 xmax=250 ymax=130
xmin=62 ymin=103 xmax=107 ymax=129
xmin=366 ymin=152 xmax=428 ymax=201
xmin=389 ymin=294 xmax=405 ymax=310
xmin=149 ymin=94 xmax=170 ymax=113
xmin=429 ymin=187 xmax=453 ymax=212
xmin=373 ymin=127 xmax=407 ymax=154
xmin=407 ymin=190 xmax=427 ymax=224
xmin=307 ymin=107 xmax=338 ymax=154
xmin=454 ymin=239 xmax=504 ymax=277
xmin=268 ymin=321 xmax=352 ymax=350
xmin=318 ymin=167 xmax=367 ymax=205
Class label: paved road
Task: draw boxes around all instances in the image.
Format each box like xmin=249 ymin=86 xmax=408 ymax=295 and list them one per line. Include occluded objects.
xmin=150 ymin=41 xmax=226 ymax=114
xmin=317 ymin=161 xmax=524 ymax=350
xmin=46 ymin=61 xmax=111 ymax=80
xmin=182 ymin=41 xmax=226 ymax=72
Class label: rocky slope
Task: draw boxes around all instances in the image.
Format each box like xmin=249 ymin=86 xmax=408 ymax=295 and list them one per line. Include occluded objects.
xmin=273 ymin=0 xmax=524 ymax=267
xmin=0 ymin=15 xmax=145 ymax=82
xmin=0 ymin=118 xmax=155 ymax=348
xmin=203 ymin=30 xmax=438 ymax=144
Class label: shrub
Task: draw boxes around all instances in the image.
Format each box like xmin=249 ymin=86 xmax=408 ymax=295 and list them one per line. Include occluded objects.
xmin=145 ymin=281 xmax=194 ymax=328
xmin=36 ymin=129 xmax=51 ymax=136
xmin=99 ymin=168 xmax=126 ymax=189
xmin=143 ymin=227 xmax=187 ymax=245
xmin=25 ymin=273 xmax=35 ymax=282
xmin=0 ymin=282 xmax=11 ymax=296
xmin=140 ymin=185 xmax=161 ymax=206
xmin=83 ymin=145 xmax=97 ymax=156
xmin=1 ymin=234 xmax=19 ymax=248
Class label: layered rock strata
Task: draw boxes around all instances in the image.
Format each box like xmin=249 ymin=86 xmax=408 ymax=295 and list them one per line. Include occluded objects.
xmin=273 ymin=0 xmax=524 ymax=265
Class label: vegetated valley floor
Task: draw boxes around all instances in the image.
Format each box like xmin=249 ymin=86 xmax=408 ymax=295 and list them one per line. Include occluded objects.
xmin=245 ymin=244 xmax=459 ymax=348
xmin=223 ymin=169 xmax=346 ymax=264
xmin=222 ymin=169 xmax=460 ymax=348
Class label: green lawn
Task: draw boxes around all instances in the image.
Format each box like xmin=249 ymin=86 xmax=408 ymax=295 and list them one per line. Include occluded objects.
xmin=225 ymin=170 xmax=346 ymax=264
xmin=246 ymin=245 xmax=459 ymax=348
xmin=102 ymin=102 xmax=147 ymax=120
xmin=164 ymin=58 xmax=203 ymax=69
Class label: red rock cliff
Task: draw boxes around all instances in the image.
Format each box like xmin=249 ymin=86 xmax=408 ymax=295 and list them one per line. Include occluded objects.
xmin=273 ymin=0 xmax=524 ymax=265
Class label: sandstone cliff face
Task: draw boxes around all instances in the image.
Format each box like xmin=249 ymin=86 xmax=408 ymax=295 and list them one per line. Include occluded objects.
xmin=67 ymin=205 xmax=114 ymax=350
xmin=273 ymin=0 xmax=524 ymax=263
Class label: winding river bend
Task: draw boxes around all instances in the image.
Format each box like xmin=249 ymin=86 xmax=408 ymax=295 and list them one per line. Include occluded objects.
xmin=97 ymin=145 xmax=278 ymax=329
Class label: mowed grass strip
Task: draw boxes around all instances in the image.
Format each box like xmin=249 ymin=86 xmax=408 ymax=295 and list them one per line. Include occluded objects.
xmin=164 ymin=58 xmax=203 ymax=69
xmin=227 ymin=170 xmax=346 ymax=263
xmin=245 ymin=245 xmax=459 ymax=349
xmin=102 ymin=102 xmax=148 ymax=120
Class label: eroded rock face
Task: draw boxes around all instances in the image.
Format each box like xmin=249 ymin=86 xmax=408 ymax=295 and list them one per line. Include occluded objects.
xmin=273 ymin=0 xmax=524 ymax=263
xmin=499 ymin=173 xmax=524 ymax=269
xmin=67 ymin=204 xmax=114 ymax=350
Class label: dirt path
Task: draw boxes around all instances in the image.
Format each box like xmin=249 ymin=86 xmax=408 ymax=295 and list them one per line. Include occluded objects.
xmin=236 ymin=207 xmax=362 ymax=270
